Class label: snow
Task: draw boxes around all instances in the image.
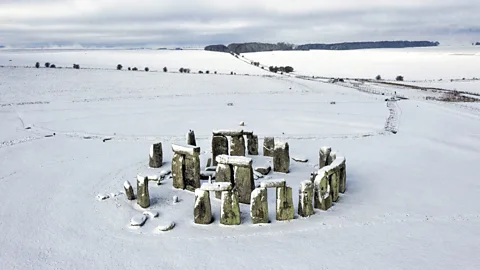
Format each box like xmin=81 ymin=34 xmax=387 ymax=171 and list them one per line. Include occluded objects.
xmin=1 ymin=48 xmax=480 ymax=269
xmin=260 ymin=179 xmax=286 ymax=188
xmin=292 ymin=155 xmax=308 ymax=162
xmin=171 ymin=144 xmax=200 ymax=156
xmin=123 ymin=181 xmax=132 ymax=189
xmin=142 ymin=211 xmax=159 ymax=218
xmin=156 ymin=221 xmax=176 ymax=232
xmin=216 ymin=155 xmax=253 ymax=167
xmin=96 ymin=193 xmax=110 ymax=201
xmin=201 ymin=182 xmax=232 ymax=192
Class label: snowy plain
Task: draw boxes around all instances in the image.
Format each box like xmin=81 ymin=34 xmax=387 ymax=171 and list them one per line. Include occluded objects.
xmin=0 ymin=47 xmax=480 ymax=269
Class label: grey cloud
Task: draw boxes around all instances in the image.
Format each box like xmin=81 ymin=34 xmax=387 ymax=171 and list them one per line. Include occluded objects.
xmin=0 ymin=0 xmax=479 ymax=47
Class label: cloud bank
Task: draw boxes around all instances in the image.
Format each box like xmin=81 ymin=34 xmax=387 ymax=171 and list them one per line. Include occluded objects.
xmin=0 ymin=0 xmax=479 ymax=47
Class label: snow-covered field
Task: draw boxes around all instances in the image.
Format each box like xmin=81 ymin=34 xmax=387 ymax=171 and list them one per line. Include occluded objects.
xmin=0 ymin=48 xmax=479 ymax=269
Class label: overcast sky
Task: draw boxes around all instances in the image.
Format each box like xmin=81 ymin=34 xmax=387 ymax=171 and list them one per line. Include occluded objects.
xmin=0 ymin=0 xmax=479 ymax=47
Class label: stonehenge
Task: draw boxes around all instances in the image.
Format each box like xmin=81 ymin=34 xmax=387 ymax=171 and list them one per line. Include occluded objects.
xmin=171 ymin=144 xmax=201 ymax=192
xmin=252 ymin=179 xmax=295 ymax=222
xmin=215 ymin=155 xmax=254 ymax=204
xmin=211 ymin=130 xmax=259 ymax=164
xmin=149 ymin=142 xmax=163 ymax=168
xmin=273 ymin=142 xmax=290 ymax=173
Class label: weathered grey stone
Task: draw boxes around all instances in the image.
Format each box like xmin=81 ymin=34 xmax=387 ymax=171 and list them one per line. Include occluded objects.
xmin=220 ymin=190 xmax=241 ymax=225
xmin=328 ymin=151 xmax=337 ymax=164
xmin=319 ymin=146 xmax=332 ymax=168
xmin=255 ymin=166 xmax=271 ymax=175
xmin=172 ymin=153 xmax=185 ymax=189
xmin=298 ymin=180 xmax=314 ymax=217
xmin=276 ymin=186 xmax=294 ymax=221
xmin=314 ymin=173 xmax=332 ymax=211
xmin=212 ymin=135 xmax=228 ymax=166
xmin=215 ymin=164 xmax=233 ymax=199
xmin=309 ymin=171 xmax=318 ymax=183
xmin=200 ymin=171 xmax=216 ymax=180
xmin=136 ymin=175 xmax=150 ymax=208
xmin=194 ymin=189 xmax=212 ymax=225
xmin=329 ymin=171 xmax=340 ymax=202
xmin=216 ymin=155 xmax=252 ymax=167
xmin=339 ymin=159 xmax=347 ymax=193
xmin=233 ymin=165 xmax=254 ymax=204
xmin=247 ymin=135 xmax=259 ymax=155
xmin=184 ymin=155 xmax=201 ymax=192
xmin=149 ymin=142 xmax=163 ymax=168
xmin=250 ymin=187 xmax=269 ymax=224
xmin=273 ymin=142 xmax=290 ymax=173
xmin=124 ymin=181 xmax=135 ymax=200
xmin=263 ymin=137 xmax=275 ymax=157
xmin=260 ymin=179 xmax=286 ymax=188
xmin=230 ymin=135 xmax=246 ymax=156
xmin=186 ymin=130 xmax=196 ymax=146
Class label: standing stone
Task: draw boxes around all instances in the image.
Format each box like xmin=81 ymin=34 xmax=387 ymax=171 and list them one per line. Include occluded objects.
xmin=339 ymin=159 xmax=347 ymax=193
xmin=263 ymin=137 xmax=275 ymax=157
xmin=309 ymin=171 xmax=318 ymax=183
xmin=149 ymin=142 xmax=163 ymax=168
xmin=215 ymin=164 xmax=233 ymax=199
xmin=212 ymin=135 xmax=228 ymax=166
xmin=220 ymin=190 xmax=241 ymax=225
xmin=314 ymin=173 xmax=332 ymax=211
xmin=233 ymin=165 xmax=254 ymax=204
xmin=329 ymin=171 xmax=340 ymax=202
xmin=172 ymin=153 xmax=185 ymax=189
xmin=194 ymin=189 xmax=212 ymax=224
xmin=230 ymin=135 xmax=246 ymax=156
xmin=250 ymin=188 xmax=269 ymax=224
xmin=124 ymin=181 xmax=135 ymax=200
xmin=319 ymin=146 xmax=331 ymax=168
xmin=273 ymin=142 xmax=290 ymax=173
xmin=187 ymin=130 xmax=196 ymax=146
xmin=137 ymin=175 xmax=150 ymax=208
xmin=276 ymin=186 xmax=294 ymax=221
xmin=184 ymin=155 xmax=201 ymax=192
xmin=298 ymin=180 xmax=314 ymax=217
xmin=328 ymin=152 xmax=337 ymax=165
xmin=247 ymin=135 xmax=259 ymax=155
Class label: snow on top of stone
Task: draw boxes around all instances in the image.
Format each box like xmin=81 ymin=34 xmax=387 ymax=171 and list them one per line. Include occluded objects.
xmin=201 ymin=182 xmax=232 ymax=191
xmin=124 ymin=181 xmax=132 ymax=189
xmin=130 ymin=215 xmax=147 ymax=227
xmin=329 ymin=156 xmax=346 ymax=168
xmin=195 ymin=188 xmax=208 ymax=197
xmin=147 ymin=175 xmax=160 ymax=181
xmin=274 ymin=141 xmax=288 ymax=149
xmin=300 ymin=180 xmax=313 ymax=190
xmin=171 ymin=144 xmax=200 ymax=155
xmin=212 ymin=129 xmax=244 ymax=136
xmin=320 ymin=146 xmax=332 ymax=153
xmin=216 ymin=155 xmax=252 ymax=166
xmin=149 ymin=145 xmax=154 ymax=158
xmin=137 ymin=174 xmax=147 ymax=184
xmin=260 ymin=179 xmax=286 ymax=188
xmin=251 ymin=187 xmax=265 ymax=198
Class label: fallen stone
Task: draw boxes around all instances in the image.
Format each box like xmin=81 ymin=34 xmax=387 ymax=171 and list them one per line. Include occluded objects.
xmin=123 ymin=181 xmax=135 ymax=200
xmin=260 ymin=179 xmax=286 ymax=188
xmin=201 ymin=182 xmax=232 ymax=192
xmin=149 ymin=142 xmax=163 ymax=168
xmin=142 ymin=210 xmax=159 ymax=218
xmin=200 ymin=171 xmax=216 ymax=180
xmin=292 ymin=155 xmax=308 ymax=163
xmin=276 ymin=186 xmax=294 ymax=221
xmin=273 ymin=142 xmax=290 ymax=173
xmin=194 ymin=189 xmax=212 ymax=225
xmin=263 ymin=137 xmax=275 ymax=157
xmin=156 ymin=222 xmax=175 ymax=232
xmin=230 ymin=135 xmax=246 ymax=156
xmin=96 ymin=193 xmax=109 ymax=201
xmin=255 ymin=166 xmax=271 ymax=175
xmin=137 ymin=175 xmax=150 ymax=208
xmin=220 ymin=190 xmax=241 ymax=225
xmin=130 ymin=215 xmax=147 ymax=227
xmin=250 ymin=187 xmax=269 ymax=224
xmin=298 ymin=180 xmax=315 ymax=217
